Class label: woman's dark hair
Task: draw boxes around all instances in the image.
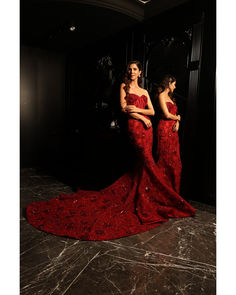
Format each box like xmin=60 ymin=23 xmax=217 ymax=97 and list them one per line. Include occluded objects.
xmin=156 ymin=74 xmax=176 ymax=102
xmin=123 ymin=60 xmax=143 ymax=93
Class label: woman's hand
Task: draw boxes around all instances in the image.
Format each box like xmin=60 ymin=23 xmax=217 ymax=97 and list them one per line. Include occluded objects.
xmin=177 ymin=115 xmax=181 ymax=121
xmin=125 ymin=105 xmax=139 ymax=113
xmin=143 ymin=118 xmax=152 ymax=129
xmin=173 ymin=120 xmax=179 ymax=132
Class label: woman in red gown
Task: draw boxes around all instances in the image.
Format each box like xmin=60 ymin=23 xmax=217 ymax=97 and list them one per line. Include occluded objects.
xmin=155 ymin=74 xmax=183 ymax=194
xmin=26 ymin=63 xmax=195 ymax=240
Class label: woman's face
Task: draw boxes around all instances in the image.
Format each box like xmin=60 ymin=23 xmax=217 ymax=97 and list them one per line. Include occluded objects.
xmin=169 ymin=81 xmax=176 ymax=93
xmin=128 ymin=63 xmax=142 ymax=81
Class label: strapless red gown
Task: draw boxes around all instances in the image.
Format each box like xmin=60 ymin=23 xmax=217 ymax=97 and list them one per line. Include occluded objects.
xmin=156 ymin=102 xmax=182 ymax=194
xmin=26 ymin=94 xmax=195 ymax=240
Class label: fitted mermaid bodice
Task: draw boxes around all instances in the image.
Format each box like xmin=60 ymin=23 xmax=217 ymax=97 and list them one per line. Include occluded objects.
xmin=125 ymin=93 xmax=148 ymax=109
xmin=166 ymin=101 xmax=177 ymax=115
xmin=158 ymin=102 xmax=178 ymax=136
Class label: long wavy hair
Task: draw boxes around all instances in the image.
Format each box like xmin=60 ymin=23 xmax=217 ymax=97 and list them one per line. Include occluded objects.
xmin=123 ymin=60 xmax=143 ymax=94
xmin=156 ymin=74 xmax=176 ymax=102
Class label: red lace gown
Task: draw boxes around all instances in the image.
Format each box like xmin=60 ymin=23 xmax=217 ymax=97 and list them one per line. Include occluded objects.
xmin=26 ymin=94 xmax=195 ymax=240
xmin=156 ymin=102 xmax=182 ymax=194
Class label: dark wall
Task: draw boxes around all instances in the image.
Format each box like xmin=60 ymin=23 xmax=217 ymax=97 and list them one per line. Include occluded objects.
xmin=193 ymin=0 xmax=216 ymax=204
xmin=20 ymin=46 xmax=66 ymax=166
xmin=65 ymin=34 xmax=128 ymax=132
xmin=60 ymin=35 xmax=136 ymax=189
xmin=20 ymin=40 xmax=134 ymax=190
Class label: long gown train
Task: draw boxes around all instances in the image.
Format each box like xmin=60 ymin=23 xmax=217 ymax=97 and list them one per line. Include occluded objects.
xmin=26 ymin=94 xmax=195 ymax=240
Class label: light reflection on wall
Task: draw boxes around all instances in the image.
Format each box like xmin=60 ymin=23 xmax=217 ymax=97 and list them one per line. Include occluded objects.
xmin=20 ymin=46 xmax=66 ymax=165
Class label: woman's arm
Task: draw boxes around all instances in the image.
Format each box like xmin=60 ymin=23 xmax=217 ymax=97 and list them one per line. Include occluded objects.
xmin=125 ymin=90 xmax=155 ymax=116
xmin=120 ymin=83 xmax=128 ymax=113
xmin=159 ymin=93 xmax=181 ymax=121
xmin=120 ymin=84 xmax=152 ymax=128
xmin=128 ymin=112 xmax=152 ymax=128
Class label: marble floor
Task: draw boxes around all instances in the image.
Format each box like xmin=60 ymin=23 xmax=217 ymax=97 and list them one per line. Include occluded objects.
xmin=20 ymin=168 xmax=216 ymax=295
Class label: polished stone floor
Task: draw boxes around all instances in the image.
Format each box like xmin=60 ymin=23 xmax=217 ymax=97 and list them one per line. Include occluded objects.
xmin=20 ymin=168 xmax=216 ymax=295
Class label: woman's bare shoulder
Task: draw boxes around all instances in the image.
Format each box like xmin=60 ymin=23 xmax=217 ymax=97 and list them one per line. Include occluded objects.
xmin=158 ymin=92 xmax=167 ymax=102
xmin=159 ymin=91 xmax=166 ymax=98
xmin=137 ymin=87 xmax=148 ymax=96
xmin=143 ymin=89 xmax=149 ymax=95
